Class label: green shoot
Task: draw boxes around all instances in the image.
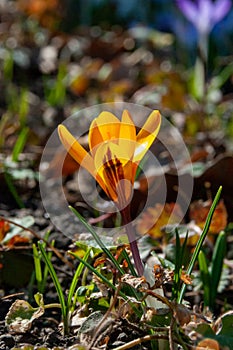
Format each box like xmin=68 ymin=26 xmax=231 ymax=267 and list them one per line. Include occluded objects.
xmin=210 ymin=231 xmax=227 ymax=308
xmin=70 ymin=206 xmax=143 ymax=303
xmin=69 ymin=206 xmax=125 ymax=275
xmin=198 ymin=250 xmax=211 ymax=307
xmin=37 ymin=240 xmax=90 ymax=335
xmin=18 ymin=88 xmax=29 ymax=127
xmin=121 ymin=248 xmax=137 ymax=277
xmin=3 ymin=50 xmax=14 ymax=81
xmin=12 ymin=126 xmax=29 ymax=162
xmin=198 ymin=231 xmax=226 ymax=310
xmin=172 ymin=229 xmax=188 ymax=301
xmin=178 ymin=186 xmax=222 ymax=304
xmin=67 ymin=247 xmax=91 ymax=312
xmin=44 ymin=63 xmax=67 ymax=107
xmin=38 ymin=241 xmax=68 ymax=334
xmin=32 ymin=232 xmax=54 ymax=294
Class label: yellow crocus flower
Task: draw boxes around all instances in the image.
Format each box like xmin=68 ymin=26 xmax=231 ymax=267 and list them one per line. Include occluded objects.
xmin=58 ymin=109 xmax=161 ymax=210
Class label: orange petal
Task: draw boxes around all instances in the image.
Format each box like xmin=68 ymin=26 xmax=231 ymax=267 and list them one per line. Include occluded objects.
xmin=89 ymin=111 xmax=121 ymax=153
xmin=119 ymin=110 xmax=136 ymax=155
xmin=134 ymin=110 xmax=161 ymax=163
xmin=58 ymin=125 xmax=95 ymax=175
xmin=119 ymin=110 xmax=136 ymax=141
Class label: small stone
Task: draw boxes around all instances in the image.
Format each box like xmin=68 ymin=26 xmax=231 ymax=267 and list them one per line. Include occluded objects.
xmin=110 ymin=340 xmax=125 ymax=347
xmin=117 ymin=332 xmax=128 ymax=341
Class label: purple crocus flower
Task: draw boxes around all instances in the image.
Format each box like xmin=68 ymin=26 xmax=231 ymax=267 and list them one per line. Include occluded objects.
xmin=176 ymin=0 xmax=232 ymax=36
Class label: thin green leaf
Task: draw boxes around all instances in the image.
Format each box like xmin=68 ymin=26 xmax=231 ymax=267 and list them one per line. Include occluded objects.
xmin=69 ymin=206 xmax=124 ymax=275
xmin=180 ymin=230 xmax=189 ymax=266
xmin=209 ymin=231 xmax=226 ymax=308
xmin=198 ymin=250 xmax=210 ymax=307
xmin=173 ymin=229 xmax=188 ymax=301
xmin=122 ymin=248 xmax=137 ymax=277
xmin=3 ymin=51 xmax=14 ymax=81
xmin=210 ymin=63 xmax=233 ymax=89
xmin=40 ymin=239 xmax=54 ymax=294
xmin=38 ymin=241 xmax=69 ymax=334
xmin=178 ymin=186 xmax=222 ymax=303
xmin=172 ymin=230 xmax=181 ymax=300
xmin=67 ymin=247 xmax=91 ymax=310
xmin=32 ymin=243 xmax=42 ymax=284
xmin=12 ymin=127 xmax=29 ymax=162
xmin=19 ymin=89 xmax=29 ymax=127
xmin=175 ymin=229 xmax=181 ymax=275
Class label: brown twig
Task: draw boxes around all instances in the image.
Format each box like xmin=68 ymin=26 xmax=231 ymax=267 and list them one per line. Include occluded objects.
xmin=113 ymin=333 xmax=185 ymax=350
xmin=0 ymin=216 xmax=73 ymax=268
xmin=88 ymin=280 xmax=122 ymax=349
xmin=1 ymin=292 xmax=24 ymax=300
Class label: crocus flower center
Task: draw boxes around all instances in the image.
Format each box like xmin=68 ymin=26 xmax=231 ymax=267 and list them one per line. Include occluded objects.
xmin=101 ymin=147 xmax=134 ymax=210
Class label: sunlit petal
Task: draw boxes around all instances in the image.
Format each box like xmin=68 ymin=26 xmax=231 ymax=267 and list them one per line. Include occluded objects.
xmin=118 ymin=110 xmax=136 ymax=155
xmin=58 ymin=125 xmax=95 ymax=175
xmin=89 ymin=111 xmax=121 ymax=153
xmin=119 ymin=110 xmax=136 ymax=141
xmin=134 ymin=110 xmax=161 ymax=163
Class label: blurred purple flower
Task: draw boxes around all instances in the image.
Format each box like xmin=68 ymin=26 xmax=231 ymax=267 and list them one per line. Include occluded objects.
xmin=176 ymin=0 xmax=232 ymax=36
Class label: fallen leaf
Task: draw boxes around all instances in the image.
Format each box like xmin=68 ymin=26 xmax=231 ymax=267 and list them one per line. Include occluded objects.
xmin=190 ymin=199 xmax=227 ymax=234
xmin=196 ymin=338 xmax=220 ymax=350
xmin=0 ymin=219 xmax=10 ymax=241
xmin=137 ymin=203 xmax=183 ymax=238
xmin=6 ymin=299 xmax=44 ymax=334
xmin=1 ymin=216 xmax=34 ymax=246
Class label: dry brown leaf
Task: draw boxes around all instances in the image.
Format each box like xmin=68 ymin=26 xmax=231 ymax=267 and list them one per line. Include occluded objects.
xmin=196 ymin=338 xmax=220 ymax=350
xmin=190 ymin=199 xmax=227 ymax=234
xmin=137 ymin=202 xmax=183 ymax=238
xmin=0 ymin=219 xmax=10 ymax=241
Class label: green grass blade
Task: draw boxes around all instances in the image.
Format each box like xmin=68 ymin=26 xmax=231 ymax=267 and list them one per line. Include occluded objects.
xmin=38 ymin=241 xmax=68 ymax=333
xmin=198 ymin=250 xmax=210 ymax=307
xmin=32 ymin=243 xmax=42 ymax=284
xmin=209 ymin=231 xmax=226 ymax=309
xmin=180 ymin=230 xmax=189 ymax=265
xmin=67 ymin=247 xmax=91 ymax=310
xmin=12 ymin=127 xmax=29 ymax=162
xmin=172 ymin=230 xmax=181 ymax=300
xmin=122 ymin=248 xmax=137 ymax=277
xmin=41 ymin=239 xmax=54 ymax=294
xmin=19 ymin=89 xmax=29 ymax=127
xmin=69 ymin=206 xmax=125 ymax=275
xmin=70 ymin=251 xmax=119 ymax=293
xmin=172 ymin=229 xmax=188 ymax=301
xmin=178 ymin=186 xmax=222 ymax=303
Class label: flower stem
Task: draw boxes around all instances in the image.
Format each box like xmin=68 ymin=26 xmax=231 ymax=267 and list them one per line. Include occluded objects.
xmin=120 ymin=205 xmax=144 ymax=276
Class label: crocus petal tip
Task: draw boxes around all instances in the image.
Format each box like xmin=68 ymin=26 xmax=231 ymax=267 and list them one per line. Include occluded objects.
xmin=150 ymin=109 xmax=162 ymax=125
xmin=58 ymin=124 xmax=66 ymax=136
